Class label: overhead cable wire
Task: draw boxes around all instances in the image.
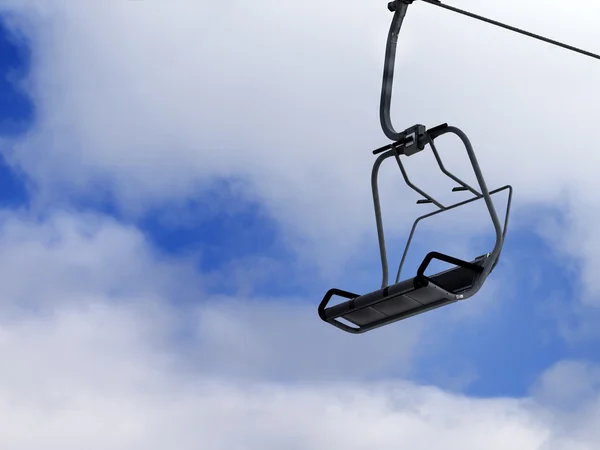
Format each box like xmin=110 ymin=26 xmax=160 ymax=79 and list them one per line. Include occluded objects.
xmin=419 ymin=0 xmax=600 ymax=61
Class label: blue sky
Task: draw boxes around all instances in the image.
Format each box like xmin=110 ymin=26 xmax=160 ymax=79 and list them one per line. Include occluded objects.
xmin=0 ymin=18 xmax=28 ymax=208
xmin=2 ymin=1 xmax=600 ymax=448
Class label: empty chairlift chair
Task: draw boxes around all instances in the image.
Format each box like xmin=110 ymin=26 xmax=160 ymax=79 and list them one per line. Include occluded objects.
xmin=318 ymin=123 xmax=512 ymax=334
xmin=317 ymin=0 xmax=513 ymax=334
xmin=317 ymin=0 xmax=600 ymax=333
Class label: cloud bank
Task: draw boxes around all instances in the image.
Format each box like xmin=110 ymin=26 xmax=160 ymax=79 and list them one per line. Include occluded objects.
xmin=1 ymin=0 xmax=600 ymax=448
xmin=0 ymin=211 xmax=595 ymax=449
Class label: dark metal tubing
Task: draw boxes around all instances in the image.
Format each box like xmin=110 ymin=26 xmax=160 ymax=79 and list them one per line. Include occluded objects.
xmin=380 ymin=0 xmax=412 ymax=141
xmin=395 ymin=184 xmax=512 ymax=283
xmin=371 ymin=125 xmax=506 ymax=292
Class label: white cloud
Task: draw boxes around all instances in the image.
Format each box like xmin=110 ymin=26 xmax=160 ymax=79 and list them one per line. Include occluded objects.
xmin=3 ymin=2 xmax=600 ymax=447
xmin=3 ymin=0 xmax=599 ymax=276
xmin=0 ymin=207 xmax=596 ymax=450
xmin=0 ymin=296 xmax=589 ymax=450
xmin=0 ymin=209 xmax=423 ymax=381
xmin=532 ymin=360 xmax=600 ymax=411
xmin=0 ymin=209 xmax=203 ymax=314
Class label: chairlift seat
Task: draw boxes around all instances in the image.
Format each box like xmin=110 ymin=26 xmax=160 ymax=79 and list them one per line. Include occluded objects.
xmin=319 ymin=251 xmax=489 ymax=334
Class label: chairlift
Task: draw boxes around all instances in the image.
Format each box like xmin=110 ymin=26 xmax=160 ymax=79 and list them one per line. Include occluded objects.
xmin=319 ymin=0 xmax=599 ymax=334
xmin=317 ymin=0 xmax=513 ymax=333
xmin=318 ymin=120 xmax=512 ymax=333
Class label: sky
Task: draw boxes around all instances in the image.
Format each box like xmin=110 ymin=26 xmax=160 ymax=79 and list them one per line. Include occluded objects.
xmin=1 ymin=0 xmax=600 ymax=448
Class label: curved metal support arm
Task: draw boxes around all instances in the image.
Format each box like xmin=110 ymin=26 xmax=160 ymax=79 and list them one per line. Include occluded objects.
xmin=444 ymin=126 xmax=505 ymax=274
xmin=371 ymin=124 xmax=505 ymax=291
xmin=380 ymin=1 xmax=412 ymax=141
xmin=371 ymin=151 xmax=394 ymax=289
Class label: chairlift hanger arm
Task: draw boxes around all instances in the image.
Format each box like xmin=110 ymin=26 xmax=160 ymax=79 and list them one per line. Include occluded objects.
xmin=381 ymin=0 xmax=599 ymax=141
xmin=379 ymin=0 xmax=412 ymax=142
xmin=377 ymin=0 xmax=596 ymax=137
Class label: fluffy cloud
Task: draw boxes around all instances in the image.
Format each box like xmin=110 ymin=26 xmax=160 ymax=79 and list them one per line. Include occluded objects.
xmin=0 ymin=209 xmax=423 ymax=382
xmin=0 ymin=209 xmax=598 ymax=450
xmin=3 ymin=0 xmax=599 ymax=273
xmin=3 ymin=1 xmax=600 ymax=447
xmin=532 ymin=360 xmax=600 ymax=411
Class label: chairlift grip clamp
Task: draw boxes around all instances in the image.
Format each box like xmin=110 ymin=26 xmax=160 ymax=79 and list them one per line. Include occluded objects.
xmin=388 ymin=0 xmax=415 ymax=13
xmin=389 ymin=0 xmax=442 ymax=11
xmin=401 ymin=124 xmax=427 ymax=156
xmin=371 ymin=123 xmax=428 ymax=156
